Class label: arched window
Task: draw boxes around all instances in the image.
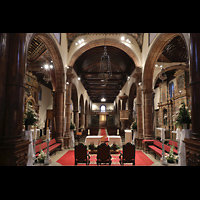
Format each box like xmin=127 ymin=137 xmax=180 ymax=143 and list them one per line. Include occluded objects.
xmin=100 ymin=104 xmax=106 ymax=112
xmin=169 ymin=81 xmax=174 ymax=99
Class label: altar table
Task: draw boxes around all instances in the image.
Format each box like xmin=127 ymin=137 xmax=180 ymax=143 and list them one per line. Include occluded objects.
xmin=85 ymin=135 xmax=122 ymax=147
xmin=85 ymin=136 xmax=103 ymax=145
xmin=107 ymin=136 xmax=122 ymax=147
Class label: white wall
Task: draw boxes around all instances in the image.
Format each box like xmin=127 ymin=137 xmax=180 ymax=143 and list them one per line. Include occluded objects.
xmin=92 ymin=103 xmax=114 ymax=111
xmin=39 ymin=84 xmax=53 ymax=125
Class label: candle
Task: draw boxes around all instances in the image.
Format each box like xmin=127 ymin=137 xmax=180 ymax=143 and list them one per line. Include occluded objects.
xmin=34 ymin=126 xmax=37 ymax=140
xmin=117 ymin=129 xmax=119 ymax=135
xmin=46 ymin=127 xmax=50 ymax=140
xmin=160 ymin=128 xmax=165 ymax=140
xmin=88 ymin=129 xmax=90 ymax=135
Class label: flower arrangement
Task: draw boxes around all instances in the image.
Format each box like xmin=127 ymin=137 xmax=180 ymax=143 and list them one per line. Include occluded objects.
xmin=174 ymin=102 xmax=191 ymax=129
xmin=110 ymin=143 xmax=120 ymax=150
xmin=37 ymin=150 xmax=47 ymax=163
xmin=70 ymin=122 xmax=76 ymax=131
xmin=88 ymin=143 xmax=98 ymax=150
xmin=130 ymin=120 xmax=137 ymax=131
xmin=165 ymin=146 xmax=178 ymax=163
xmin=23 ymin=103 xmax=39 ymax=129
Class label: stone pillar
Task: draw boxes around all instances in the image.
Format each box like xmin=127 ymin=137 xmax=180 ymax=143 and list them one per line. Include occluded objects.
xmin=189 ymin=33 xmax=200 ymax=140
xmin=55 ymin=90 xmax=64 ymax=149
xmin=0 ymin=33 xmax=30 ymax=166
xmin=65 ymin=70 xmax=74 ymax=136
xmin=184 ymin=33 xmax=200 ymax=166
xmin=73 ymin=110 xmax=79 ymax=132
xmin=143 ymin=89 xmax=154 ymax=139
xmin=133 ymin=67 xmax=143 ymax=148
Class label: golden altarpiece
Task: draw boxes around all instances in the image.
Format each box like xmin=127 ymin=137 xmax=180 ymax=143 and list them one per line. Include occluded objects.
xmin=156 ymin=69 xmax=191 ymax=140
xmin=24 ymin=71 xmax=41 ymax=115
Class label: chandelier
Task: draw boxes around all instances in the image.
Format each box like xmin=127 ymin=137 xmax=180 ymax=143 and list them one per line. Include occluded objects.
xmin=98 ymin=34 xmax=112 ymax=84
xmin=42 ymin=62 xmax=53 ymax=83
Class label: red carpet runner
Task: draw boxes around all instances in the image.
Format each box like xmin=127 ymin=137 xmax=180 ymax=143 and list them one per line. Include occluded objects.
xmin=56 ymin=150 xmax=154 ymax=166
xmin=100 ymin=128 xmax=107 ymax=136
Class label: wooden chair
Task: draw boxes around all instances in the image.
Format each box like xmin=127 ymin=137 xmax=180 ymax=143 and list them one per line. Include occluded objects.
xmin=97 ymin=143 xmax=112 ymax=165
xmin=75 ymin=143 xmax=90 ymax=165
xmin=119 ymin=143 xmax=135 ymax=165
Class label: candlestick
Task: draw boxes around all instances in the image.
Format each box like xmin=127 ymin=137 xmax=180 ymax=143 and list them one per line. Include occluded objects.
xmin=46 ymin=127 xmax=50 ymax=140
xmin=34 ymin=126 xmax=37 ymax=140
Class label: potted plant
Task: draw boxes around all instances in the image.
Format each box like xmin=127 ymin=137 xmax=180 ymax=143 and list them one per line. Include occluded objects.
xmin=37 ymin=150 xmax=47 ymax=163
xmin=175 ymin=102 xmax=191 ymax=129
xmin=165 ymin=146 xmax=178 ymax=164
xmin=23 ymin=103 xmax=39 ymax=130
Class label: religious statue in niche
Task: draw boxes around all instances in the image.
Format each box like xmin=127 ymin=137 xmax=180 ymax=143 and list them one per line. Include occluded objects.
xmin=163 ymin=108 xmax=167 ymax=126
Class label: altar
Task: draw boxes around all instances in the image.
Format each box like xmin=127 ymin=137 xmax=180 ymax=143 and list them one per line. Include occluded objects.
xmin=85 ymin=135 xmax=122 ymax=146
xmin=85 ymin=136 xmax=103 ymax=146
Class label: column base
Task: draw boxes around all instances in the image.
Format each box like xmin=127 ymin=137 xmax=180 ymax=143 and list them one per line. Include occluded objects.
xmin=0 ymin=139 xmax=30 ymax=166
xmin=183 ymin=138 xmax=200 ymax=166
xmin=135 ymin=138 xmax=143 ymax=149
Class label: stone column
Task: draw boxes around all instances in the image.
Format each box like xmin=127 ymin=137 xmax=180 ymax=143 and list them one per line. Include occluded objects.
xmin=73 ymin=110 xmax=79 ymax=132
xmin=133 ymin=67 xmax=143 ymax=148
xmin=184 ymin=33 xmax=200 ymax=166
xmin=55 ymin=90 xmax=64 ymax=149
xmin=189 ymin=33 xmax=200 ymax=140
xmin=143 ymin=89 xmax=154 ymax=139
xmin=65 ymin=69 xmax=74 ymax=136
xmin=0 ymin=33 xmax=30 ymax=166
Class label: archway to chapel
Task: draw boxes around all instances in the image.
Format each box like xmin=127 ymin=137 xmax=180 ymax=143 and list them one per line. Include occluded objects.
xmin=27 ymin=33 xmax=65 ymax=145
xmin=142 ymin=33 xmax=189 ymax=139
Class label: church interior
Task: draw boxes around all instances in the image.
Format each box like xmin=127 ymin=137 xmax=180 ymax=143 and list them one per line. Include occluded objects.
xmin=0 ymin=33 xmax=200 ymax=166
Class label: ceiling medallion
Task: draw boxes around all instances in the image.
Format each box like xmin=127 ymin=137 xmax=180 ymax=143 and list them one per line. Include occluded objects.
xmin=98 ymin=34 xmax=112 ymax=84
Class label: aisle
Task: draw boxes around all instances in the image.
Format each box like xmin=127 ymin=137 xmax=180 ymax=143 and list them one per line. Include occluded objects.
xmin=99 ymin=128 xmax=107 ymax=136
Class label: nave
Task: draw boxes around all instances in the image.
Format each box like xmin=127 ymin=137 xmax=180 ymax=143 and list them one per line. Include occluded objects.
xmin=1 ymin=33 xmax=200 ymax=166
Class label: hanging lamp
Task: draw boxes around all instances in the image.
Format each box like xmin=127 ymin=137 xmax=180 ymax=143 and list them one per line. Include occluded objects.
xmin=98 ymin=34 xmax=112 ymax=84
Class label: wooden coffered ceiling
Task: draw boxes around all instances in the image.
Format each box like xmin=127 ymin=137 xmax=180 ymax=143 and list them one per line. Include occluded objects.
xmin=27 ymin=36 xmax=54 ymax=90
xmin=67 ymin=33 xmax=144 ymax=50
xmin=74 ymin=45 xmax=135 ymax=103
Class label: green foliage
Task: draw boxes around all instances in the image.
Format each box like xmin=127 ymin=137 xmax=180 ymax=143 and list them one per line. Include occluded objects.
xmin=131 ymin=120 xmax=137 ymax=130
xmin=23 ymin=103 xmax=39 ymax=126
xmin=175 ymin=102 xmax=191 ymax=128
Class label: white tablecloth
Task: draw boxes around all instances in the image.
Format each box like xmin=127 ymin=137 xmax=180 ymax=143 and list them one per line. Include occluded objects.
xmin=85 ymin=135 xmax=122 ymax=147
xmin=107 ymin=136 xmax=122 ymax=147
xmin=179 ymin=129 xmax=191 ymax=166
xmin=85 ymin=136 xmax=103 ymax=145
xmin=24 ymin=130 xmax=35 ymax=166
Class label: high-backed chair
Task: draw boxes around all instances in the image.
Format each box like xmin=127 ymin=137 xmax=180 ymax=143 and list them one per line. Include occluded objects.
xmin=119 ymin=143 xmax=135 ymax=165
xmin=75 ymin=143 xmax=90 ymax=165
xmin=97 ymin=143 xmax=112 ymax=165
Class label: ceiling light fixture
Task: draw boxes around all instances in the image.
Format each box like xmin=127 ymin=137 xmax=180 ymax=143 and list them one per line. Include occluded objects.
xmin=101 ymin=98 xmax=106 ymax=102
xmin=98 ymin=34 xmax=112 ymax=84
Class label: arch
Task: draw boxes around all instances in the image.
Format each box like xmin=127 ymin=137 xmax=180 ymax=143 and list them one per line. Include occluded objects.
xmin=79 ymin=94 xmax=85 ymax=129
xmin=143 ymin=33 xmax=188 ymax=92
xmin=128 ymin=82 xmax=137 ymax=111
xmin=71 ymin=83 xmax=78 ymax=111
xmin=142 ymin=33 xmax=189 ymax=139
xmin=28 ymin=33 xmax=65 ymax=92
xmin=128 ymin=82 xmax=137 ymax=122
xmin=68 ymin=37 xmax=140 ymax=68
xmin=27 ymin=33 xmax=65 ymax=146
xmin=100 ymin=104 xmax=106 ymax=112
